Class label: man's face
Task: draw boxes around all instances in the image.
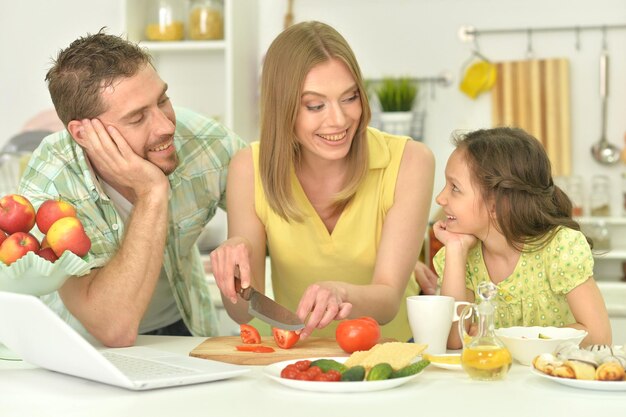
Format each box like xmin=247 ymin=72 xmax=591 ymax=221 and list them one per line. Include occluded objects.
xmin=96 ymin=64 xmax=178 ymax=175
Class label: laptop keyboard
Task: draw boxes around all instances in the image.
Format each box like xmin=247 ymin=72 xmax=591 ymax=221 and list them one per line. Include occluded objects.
xmin=102 ymin=351 xmax=200 ymax=380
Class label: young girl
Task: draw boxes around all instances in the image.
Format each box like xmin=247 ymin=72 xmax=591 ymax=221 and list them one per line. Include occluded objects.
xmin=433 ymin=127 xmax=611 ymax=349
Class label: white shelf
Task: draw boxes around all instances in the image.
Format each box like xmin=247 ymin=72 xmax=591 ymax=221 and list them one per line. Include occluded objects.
xmin=594 ymin=249 xmax=626 ymax=260
xmin=139 ymin=40 xmax=227 ymax=52
xmin=576 ymin=216 xmax=626 ymax=225
xmin=122 ymin=0 xmax=259 ymax=142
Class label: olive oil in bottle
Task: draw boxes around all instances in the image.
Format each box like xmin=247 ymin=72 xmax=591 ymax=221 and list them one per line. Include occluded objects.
xmin=459 ymin=282 xmax=512 ymax=381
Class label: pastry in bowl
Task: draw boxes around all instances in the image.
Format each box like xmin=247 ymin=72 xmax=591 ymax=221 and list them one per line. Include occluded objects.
xmin=494 ymin=326 xmax=587 ymax=366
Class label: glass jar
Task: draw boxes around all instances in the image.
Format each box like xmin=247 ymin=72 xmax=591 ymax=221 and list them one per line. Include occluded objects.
xmin=588 ymin=220 xmax=611 ymax=250
xmin=144 ymin=0 xmax=185 ymax=41
xmin=567 ymin=175 xmax=585 ymax=217
xmin=188 ymin=0 xmax=224 ymax=40
xmin=590 ymin=175 xmax=611 ymax=217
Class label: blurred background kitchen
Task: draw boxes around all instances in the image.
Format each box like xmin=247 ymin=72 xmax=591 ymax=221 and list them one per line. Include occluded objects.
xmin=1 ymin=0 xmax=624 ymax=339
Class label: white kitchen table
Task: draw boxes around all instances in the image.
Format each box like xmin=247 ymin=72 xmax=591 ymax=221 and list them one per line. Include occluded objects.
xmin=1 ymin=335 xmax=624 ymax=417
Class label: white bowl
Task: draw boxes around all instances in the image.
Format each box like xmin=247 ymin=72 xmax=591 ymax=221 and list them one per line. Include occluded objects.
xmin=0 ymin=251 xmax=91 ymax=296
xmin=495 ymin=326 xmax=587 ymax=366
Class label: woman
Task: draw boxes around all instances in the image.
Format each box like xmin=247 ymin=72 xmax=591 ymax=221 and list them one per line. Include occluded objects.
xmin=210 ymin=21 xmax=435 ymax=341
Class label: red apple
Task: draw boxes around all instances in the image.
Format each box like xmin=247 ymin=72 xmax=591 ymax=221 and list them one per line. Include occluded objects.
xmin=0 ymin=230 xmax=7 ymax=246
xmin=0 ymin=194 xmax=36 ymax=234
xmin=46 ymin=217 xmax=91 ymax=257
xmin=37 ymin=247 xmax=59 ymax=263
xmin=0 ymin=232 xmax=40 ymax=265
xmin=36 ymin=199 xmax=77 ymax=234
xmin=40 ymin=235 xmax=50 ymax=249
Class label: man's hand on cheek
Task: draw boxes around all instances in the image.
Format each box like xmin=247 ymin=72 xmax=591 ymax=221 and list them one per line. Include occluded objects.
xmin=81 ymin=119 xmax=168 ymax=200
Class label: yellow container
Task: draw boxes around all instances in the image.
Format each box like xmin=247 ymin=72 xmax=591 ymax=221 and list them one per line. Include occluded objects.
xmin=144 ymin=0 xmax=185 ymax=41
xmin=188 ymin=0 xmax=224 ymax=40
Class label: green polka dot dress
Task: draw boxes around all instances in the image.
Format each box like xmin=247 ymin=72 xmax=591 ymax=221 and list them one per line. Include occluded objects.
xmin=433 ymin=227 xmax=593 ymax=328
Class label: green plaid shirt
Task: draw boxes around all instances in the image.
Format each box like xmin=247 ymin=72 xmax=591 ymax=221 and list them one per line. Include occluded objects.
xmin=18 ymin=107 xmax=246 ymax=338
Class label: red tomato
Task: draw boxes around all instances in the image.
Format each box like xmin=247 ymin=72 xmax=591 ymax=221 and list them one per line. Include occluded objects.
xmin=280 ymin=366 xmax=300 ymax=379
xmin=324 ymin=369 xmax=342 ymax=381
xmin=295 ymin=372 xmax=312 ymax=381
xmin=335 ymin=316 xmax=381 ymax=353
xmin=234 ymin=345 xmax=275 ymax=353
xmin=294 ymin=360 xmax=311 ymax=371
xmin=279 ymin=362 xmax=342 ymax=382
xmin=305 ymin=366 xmax=322 ymax=379
xmin=281 ymin=368 xmax=299 ymax=379
xmin=240 ymin=324 xmax=261 ymax=344
xmin=272 ymin=327 xmax=300 ymax=349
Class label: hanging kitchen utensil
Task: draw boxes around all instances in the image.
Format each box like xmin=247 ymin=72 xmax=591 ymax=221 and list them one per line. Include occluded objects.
xmin=284 ymin=0 xmax=294 ymax=29
xmin=591 ymin=49 xmax=621 ymax=165
xmin=459 ymin=47 xmax=497 ymax=99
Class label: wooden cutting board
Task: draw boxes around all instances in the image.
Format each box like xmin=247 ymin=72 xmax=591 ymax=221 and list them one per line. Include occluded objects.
xmin=189 ymin=336 xmax=349 ymax=365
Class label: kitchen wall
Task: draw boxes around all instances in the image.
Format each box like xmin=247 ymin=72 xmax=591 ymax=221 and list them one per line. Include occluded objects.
xmin=1 ymin=0 xmax=625 ymax=218
xmin=0 ymin=0 xmax=123 ymax=142
xmin=259 ymin=0 xmax=626 ymax=218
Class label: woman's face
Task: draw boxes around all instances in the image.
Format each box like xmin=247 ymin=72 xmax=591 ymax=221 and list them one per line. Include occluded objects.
xmin=294 ymin=58 xmax=362 ymax=165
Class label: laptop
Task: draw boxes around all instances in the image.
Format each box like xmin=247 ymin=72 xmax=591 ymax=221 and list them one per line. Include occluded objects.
xmin=0 ymin=291 xmax=250 ymax=390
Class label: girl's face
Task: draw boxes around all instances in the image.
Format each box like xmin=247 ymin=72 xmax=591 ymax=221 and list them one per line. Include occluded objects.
xmin=435 ymin=149 xmax=492 ymax=238
xmin=294 ymin=58 xmax=362 ymax=165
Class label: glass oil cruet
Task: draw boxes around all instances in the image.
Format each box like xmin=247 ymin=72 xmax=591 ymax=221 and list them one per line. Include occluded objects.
xmin=458 ymin=282 xmax=512 ymax=380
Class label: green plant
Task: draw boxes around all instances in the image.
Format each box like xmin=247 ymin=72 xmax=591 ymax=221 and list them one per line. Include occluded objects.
xmin=374 ymin=77 xmax=418 ymax=112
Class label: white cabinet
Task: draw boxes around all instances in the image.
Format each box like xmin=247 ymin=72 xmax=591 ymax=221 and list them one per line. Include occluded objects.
xmin=598 ymin=282 xmax=626 ymax=344
xmin=577 ymin=217 xmax=626 ymax=281
xmin=122 ymin=0 xmax=259 ymax=142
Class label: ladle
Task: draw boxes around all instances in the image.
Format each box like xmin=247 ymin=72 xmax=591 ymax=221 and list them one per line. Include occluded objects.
xmin=591 ymin=49 xmax=620 ymax=165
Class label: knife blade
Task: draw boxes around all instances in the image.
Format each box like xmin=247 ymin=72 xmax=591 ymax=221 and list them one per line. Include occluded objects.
xmin=234 ymin=274 xmax=304 ymax=331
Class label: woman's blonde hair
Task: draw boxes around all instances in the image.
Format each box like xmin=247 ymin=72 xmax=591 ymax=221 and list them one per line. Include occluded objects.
xmin=259 ymin=21 xmax=371 ymax=221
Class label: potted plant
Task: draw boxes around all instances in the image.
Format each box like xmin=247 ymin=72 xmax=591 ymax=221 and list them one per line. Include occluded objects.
xmin=373 ymin=77 xmax=419 ymax=136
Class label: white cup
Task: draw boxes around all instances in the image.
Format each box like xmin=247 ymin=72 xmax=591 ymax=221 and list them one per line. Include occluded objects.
xmin=406 ymin=295 xmax=470 ymax=354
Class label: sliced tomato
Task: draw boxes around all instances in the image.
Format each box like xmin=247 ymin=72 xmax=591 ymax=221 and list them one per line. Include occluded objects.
xmin=240 ymin=323 xmax=261 ymax=344
xmin=235 ymin=344 xmax=275 ymax=353
xmin=272 ymin=327 xmax=300 ymax=349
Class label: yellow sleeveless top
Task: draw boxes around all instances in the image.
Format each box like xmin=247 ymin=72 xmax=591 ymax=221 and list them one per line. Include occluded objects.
xmin=253 ymin=127 xmax=419 ymax=341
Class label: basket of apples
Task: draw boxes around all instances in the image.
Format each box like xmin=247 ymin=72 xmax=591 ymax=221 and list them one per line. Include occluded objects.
xmin=0 ymin=194 xmax=91 ymax=296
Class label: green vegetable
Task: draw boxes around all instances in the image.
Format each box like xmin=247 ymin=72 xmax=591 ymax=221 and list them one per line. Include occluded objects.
xmin=366 ymin=363 xmax=393 ymax=381
xmin=341 ymin=366 xmax=366 ymax=381
xmin=310 ymin=359 xmax=347 ymax=373
xmin=390 ymin=360 xmax=430 ymax=379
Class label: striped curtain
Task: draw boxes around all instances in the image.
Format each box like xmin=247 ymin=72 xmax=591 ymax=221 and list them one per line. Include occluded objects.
xmin=491 ymin=58 xmax=571 ymax=176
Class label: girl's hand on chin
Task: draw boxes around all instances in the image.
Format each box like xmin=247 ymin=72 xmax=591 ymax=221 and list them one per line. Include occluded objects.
xmin=433 ymin=220 xmax=477 ymax=250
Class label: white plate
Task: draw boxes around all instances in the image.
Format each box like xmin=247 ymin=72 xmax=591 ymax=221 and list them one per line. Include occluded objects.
xmin=263 ymin=357 xmax=425 ymax=393
xmin=531 ymin=367 xmax=626 ymax=391
xmin=425 ymin=354 xmax=462 ymax=371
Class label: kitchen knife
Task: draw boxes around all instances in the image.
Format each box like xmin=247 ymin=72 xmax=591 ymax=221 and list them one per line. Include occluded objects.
xmin=234 ymin=275 xmax=305 ymax=331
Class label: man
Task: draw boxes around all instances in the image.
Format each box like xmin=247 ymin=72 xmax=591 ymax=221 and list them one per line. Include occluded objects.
xmin=18 ymin=29 xmax=246 ymax=347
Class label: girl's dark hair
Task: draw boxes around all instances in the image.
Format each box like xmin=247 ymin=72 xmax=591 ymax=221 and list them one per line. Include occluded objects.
xmin=454 ymin=127 xmax=589 ymax=251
